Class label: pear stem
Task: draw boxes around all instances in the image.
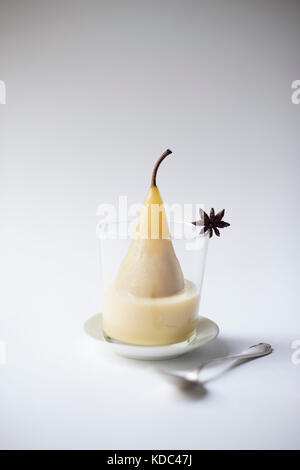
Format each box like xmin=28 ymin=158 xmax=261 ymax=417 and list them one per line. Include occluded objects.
xmin=151 ymin=149 xmax=172 ymax=187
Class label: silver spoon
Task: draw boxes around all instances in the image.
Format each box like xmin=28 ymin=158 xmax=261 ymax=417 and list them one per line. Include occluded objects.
xmin=157 ymin=342 xmax=272 ymax=388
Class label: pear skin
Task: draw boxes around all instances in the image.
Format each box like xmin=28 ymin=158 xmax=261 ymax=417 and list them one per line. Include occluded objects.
xmin=116 ymin=238 xmax=184 ymax=297
xmin=115 ymin=149 xmax=184 ymax=298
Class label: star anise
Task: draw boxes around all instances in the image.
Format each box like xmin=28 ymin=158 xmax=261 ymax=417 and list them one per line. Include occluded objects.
xmin=192 ymin=208 xmax=230 ymax=238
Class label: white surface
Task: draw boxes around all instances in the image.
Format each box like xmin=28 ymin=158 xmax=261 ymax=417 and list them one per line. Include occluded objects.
xmin=0 ymin=0 xmax=300 ymax=450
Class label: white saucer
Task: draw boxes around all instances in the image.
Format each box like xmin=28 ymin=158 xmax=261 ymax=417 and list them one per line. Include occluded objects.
xmin=83 ymin=313 xmax=219 ymax=360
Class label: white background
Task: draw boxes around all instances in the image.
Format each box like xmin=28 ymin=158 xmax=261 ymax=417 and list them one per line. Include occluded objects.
xmin=0 ymin=0 xmax=300 ymax=449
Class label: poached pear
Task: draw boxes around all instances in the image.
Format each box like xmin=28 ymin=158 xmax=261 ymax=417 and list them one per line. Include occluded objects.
xmin=115 ymin=149 xmax=184 ymax=298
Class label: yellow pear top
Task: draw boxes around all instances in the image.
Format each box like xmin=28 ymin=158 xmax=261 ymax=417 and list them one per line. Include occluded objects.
xmin=136 ymin=149 xmax=172 ymax=239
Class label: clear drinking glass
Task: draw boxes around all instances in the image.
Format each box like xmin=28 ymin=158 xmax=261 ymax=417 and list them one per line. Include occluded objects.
xmin=97 ymin=218 xmax=209 ymax=347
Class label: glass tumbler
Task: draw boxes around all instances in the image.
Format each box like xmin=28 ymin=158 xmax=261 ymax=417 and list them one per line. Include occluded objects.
xmin=98 ymin=219 xmax=209 ymax=347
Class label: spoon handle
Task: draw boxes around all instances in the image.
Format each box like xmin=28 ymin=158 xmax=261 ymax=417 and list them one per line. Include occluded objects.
xmin=194 ymin=343 xmax=272 ymax=373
